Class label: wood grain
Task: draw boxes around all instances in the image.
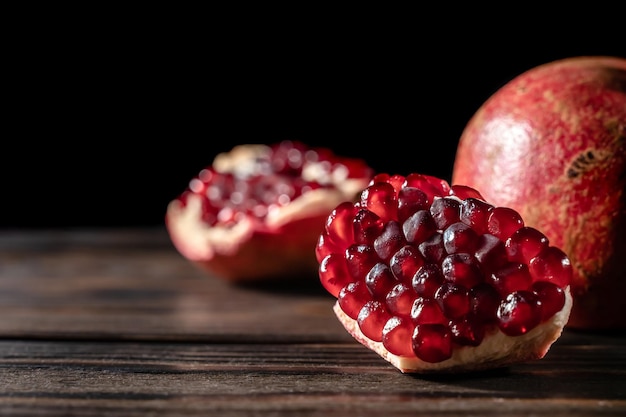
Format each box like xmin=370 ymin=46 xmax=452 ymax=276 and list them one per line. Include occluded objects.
xmin=0 ymin=228 xmax=625 ymax=416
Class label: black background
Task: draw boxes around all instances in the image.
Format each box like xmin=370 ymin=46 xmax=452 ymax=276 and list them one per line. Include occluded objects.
xmin=5 ymin=11 xmax=624 ymax=229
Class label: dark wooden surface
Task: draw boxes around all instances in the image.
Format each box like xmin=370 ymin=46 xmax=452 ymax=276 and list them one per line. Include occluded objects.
xmin=1 ymin=228 xmax=625 ymax=416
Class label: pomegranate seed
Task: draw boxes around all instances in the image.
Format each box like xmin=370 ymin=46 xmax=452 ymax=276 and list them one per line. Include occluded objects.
xmin=390 ymin=245 xmax=425 ymax=283
xmin=397 ymin=187 xmax=429 ymax=222
xmin=470 ymin=283 xmax=501 ymax=324
xmin=497 ymin=291 xmax=542 ymax=336
xmin=435 ymin=282 xmax=471 ymax=319
xmin=361 ymin=182 xmax=398 ymax=223
xmin=386 ymin=283 xmax=417 ymax=317
xmin=529 ymin=246 xmax=573 ymax=287
xmin=450 ymin=317 xmax=485 ymax=346
xmin=418 ymin=233 xmax=446 ymax=263
xmin=386 ymin=174 xmax=407 ymax=193
xmin=353 ymin=209 xmax=384 ymax=245
xmin=402 ymin=210 xmax=437 ymax=244
xmin=319 ymin=253 xmax=351 ymax=298
xmin=405 ymin=173 xmax=447 ymax=203
xmin=345 ymin=244 xmax=379 ymax=282
xmin=459 ymin=197 xmax=494 ymax=234
xmin=315 ymin=232 xmax=338 ymax=263
xmin=430 ymin=197 xmax=461 ymax=229
xmin=374 ymin=221 xmax=407 ymax=261
xmin=325 ymin=202 xmax=358 ymax=250
xmin=474 ymin=233 xmax=508 ymax=274
xmin=488 ymin=207 xmax=524 ymax=240
xmin=441 ymin=253 xmax=483 ymax=288
xmin=505 ymin=227 xmax=549 ymax=264
xmin=338 ymin=281 xmax=370 ymax=320
xmin=450 ymin=185 xmax=485 ymax=200
xmin=383 ymin=316 xmax=417 ymax=357
xmin=411 ymin=297 xmax=447 ymax=324
xmin=488 ymin=262 xmax=533 ymax=296
xmin=365 ymin=263 xmax=396 ymax=298
xmin=412 ymin=324 xmax=453 ymax=363
xmin=532 ymin=281 xmax=566 ymax=321
xmin=412 ymin=263 xmax=444 ymax=298
xmin=443 ymin=222 xmax=480 ymax=254
xmin=358 ymin=300 xmax=391 ymax=342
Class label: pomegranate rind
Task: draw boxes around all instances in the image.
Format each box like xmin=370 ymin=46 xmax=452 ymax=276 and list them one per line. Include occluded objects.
xmin=165 ymin=143 xmax=373 ymax=282
xmin=333 ymin=287 xmax=572 ymax=373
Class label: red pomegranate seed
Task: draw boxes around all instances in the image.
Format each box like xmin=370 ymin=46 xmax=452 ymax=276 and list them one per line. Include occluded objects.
xmin=315 ymin=232 xmax=339 ymax=263
xmin=418 ymin=233 xmax=446 ymax=263
xmin=529 ymin=246 xmax=573 ymax=287
xmin=361 ymin=182 xmax=398 ymax=223
xmin=441 ymin=253 xmax=483 ymax=288
xmin=338 ymin=281 xmax=370 ymax=320
xmin=402 ymin=210 xmax=437 ymax=244
xmin=345 ymin=244 xmax=379 ymax=282
xmin=365 ymin=263 xmax=396 ymax=299
xmin=353 ymin=209 xmax=384 ymax=245
xmin=397 ymin=187 xmax=429 ymax=222
xmin=450 ymin=184 xmax=485 ymax=200
xmin=325 ymin=202 xmax=358 ymax=250
xmin=390 ymin=245 xmax=425 ymax=283
xmin=505 ymin=227 xmax=549 ymax=264
xmin=412 ymin=324 xmax=453 ymax=363
xmin=386 ymin=174 xmax=408 ymax=194
xmin=411 ymin=296 xmax=447 ymax=324
xmin=358 ymin=300 xmax=391 ymax=342
xmin=374 ymin=221 xmax=407 ymax=262
xmin=386 ymin=283 xmax=417 ymax=316
xmin=412 ymin=263 xmax=444 ymax=298
xmin=487 ymin=207 xmax=524 ymax=240
xmin=497 ymin=291 xmax=542 ymax=336
xmin=532 ymin=281 xmax=566 ymax=321
xmin=319 ymin=253 xmax=351 ymax=298
xmin=383 ymin=316 xmax=417 ymax=357
xmin=443 ymin=222 xmax=480 ymax=254
xmin=459 ymin=197 xmax=494 ymax=234
xmin=435 ymin=282 xmax=471 ymax=319
xmin=474 ymin=234 xmax=509 ymax=274
xmin=488 ymin=262 xmax=533 ymax=296
xmin=470 ymin=283 xmax=501 ymax=324
xmin=450 ymin=317 xmax=485 ymax=346
xmin=404 ymin=173 xmax=448 ymax=203
xmin=430 ymin=197 xmax=461 ymax=229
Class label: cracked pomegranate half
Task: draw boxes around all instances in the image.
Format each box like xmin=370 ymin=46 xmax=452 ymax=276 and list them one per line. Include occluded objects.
xmin=317 ymin=173 xmax=573 ymax=373
xmin=166 ymin=140 xmax=374 ymax=282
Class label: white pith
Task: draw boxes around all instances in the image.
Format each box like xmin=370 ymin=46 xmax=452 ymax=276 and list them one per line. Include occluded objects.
xmin=333 ymin=286 xmax=573 ymax=373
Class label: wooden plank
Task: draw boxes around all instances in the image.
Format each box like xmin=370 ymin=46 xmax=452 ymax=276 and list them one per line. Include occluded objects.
xmin=0 ymin=333 xmax=625 ymax=416
xmin=0 ymin=228 xmax=350 ymax=343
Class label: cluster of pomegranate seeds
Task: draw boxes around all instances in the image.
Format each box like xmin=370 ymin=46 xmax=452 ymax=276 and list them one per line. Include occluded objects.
xmin=317 ymin=173 xmax=572 ymax=364
xmin=175 ymin=141 xmax=373 ymax=227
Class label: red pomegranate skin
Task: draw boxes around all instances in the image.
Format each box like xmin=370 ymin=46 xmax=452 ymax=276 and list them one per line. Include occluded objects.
xmin=451 ymin=56 xmax=626 ymax=331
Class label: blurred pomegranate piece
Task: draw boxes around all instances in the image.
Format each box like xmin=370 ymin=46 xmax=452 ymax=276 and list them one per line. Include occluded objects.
xmin=317 ymin=174 xmax=573 ymax=373
xmin=166 ymin=140 xmax=373 ymax=282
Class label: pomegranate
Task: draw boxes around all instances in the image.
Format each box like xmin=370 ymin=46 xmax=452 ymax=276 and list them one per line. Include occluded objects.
xmin=316 ymin=173 xmax=572 ymax=373
xmin=166 ymin=140 xmax=374 ymax=282
xmin=451 ymin=56 xmax=626 ymax=331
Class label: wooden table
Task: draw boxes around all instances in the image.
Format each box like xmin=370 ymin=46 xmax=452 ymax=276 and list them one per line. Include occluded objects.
xmin=0 ymin=228 xmax=624 ymax=416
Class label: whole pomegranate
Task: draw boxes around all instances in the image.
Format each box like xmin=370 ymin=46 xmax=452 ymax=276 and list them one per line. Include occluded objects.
xmin=166 ymin=140 xmax=373 ymax=283
xmin=451 ymin=56 xmax=626 ymax=331
xmin=317 ymin=173 xmax=572 ymax=373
